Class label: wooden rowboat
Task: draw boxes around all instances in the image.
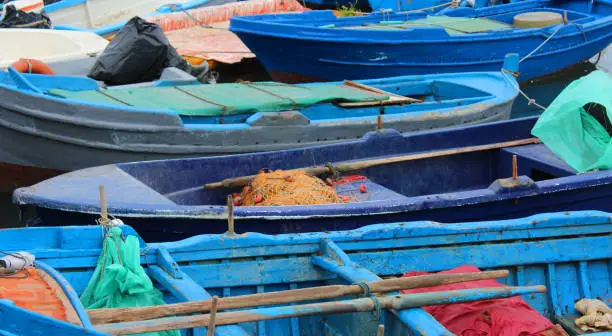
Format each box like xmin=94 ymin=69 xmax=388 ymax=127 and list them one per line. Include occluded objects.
xmin=0 ymin=210 xmax=609 ymax=335
xmin=0 ymin=63 xmax=518 ymax=191
xmin=14 ymin=114 xmax=612 ymax=241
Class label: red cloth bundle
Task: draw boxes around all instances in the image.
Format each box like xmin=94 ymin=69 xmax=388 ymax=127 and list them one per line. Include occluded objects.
xmin=401 ymin=265 xmax=568 ymax=336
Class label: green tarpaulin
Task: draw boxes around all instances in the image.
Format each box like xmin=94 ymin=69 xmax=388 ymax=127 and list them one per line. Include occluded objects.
xmin=81 ymin=227 xmax=179 ymax=336
xmin=343 ymin=16 xmax=512 ymax=35
xmin=531 ymin=70 xmax=612 ymax=173
xmin=50 ymin=82 xmax=388 ymax=117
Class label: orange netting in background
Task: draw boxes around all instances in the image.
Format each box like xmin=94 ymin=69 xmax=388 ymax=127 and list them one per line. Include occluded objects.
xmin=235 ymin=170 xmax=347 ymax=206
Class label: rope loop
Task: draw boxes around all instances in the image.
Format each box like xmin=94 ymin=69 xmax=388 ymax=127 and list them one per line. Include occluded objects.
xmin=355 ymin=281 xmax=372 ymax=297
xmin=500 ymin=68 xmax=547 ymax=111
xmin=354 ymin=281 xmax=382 ymax=321
xmin=325 ymin=162 xmax=340 ymax=180
xmin=369 ymin=295 xmax=383 ymax=321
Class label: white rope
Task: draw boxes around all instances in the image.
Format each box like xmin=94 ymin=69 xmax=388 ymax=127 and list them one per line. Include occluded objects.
xmin=508 ymin=22 xmax=582 ymax=109
xmin=501 ymin=69 xmax=547 ymax=111
xmin=519 ymin=23 xmax=568 ymax=63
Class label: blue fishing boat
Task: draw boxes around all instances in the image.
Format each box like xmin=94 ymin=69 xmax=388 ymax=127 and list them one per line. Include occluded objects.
xmin=0 ymin=64 xmax=518 ymax=191
xmin=0 ymin=211 xmax=610 ymax=335
xmin=229 ymin=0 xmax=612 ymax=82
xmin=13 ymin=115 xmax=612 ymax=241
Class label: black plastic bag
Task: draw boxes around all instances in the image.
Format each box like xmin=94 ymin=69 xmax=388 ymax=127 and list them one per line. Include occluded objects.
xmin=0 ymin=5 xmax=52 ymax=28
xmin=88 ymin=16 xmax=197 ymax=85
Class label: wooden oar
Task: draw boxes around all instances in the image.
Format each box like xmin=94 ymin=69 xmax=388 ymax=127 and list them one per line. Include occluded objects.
xmin=204 ymin=137 xmax=541 ymax=189
xmin=338 ymin=80 xmax=421 ymax=107
xmin=88 ymin=270 xmax=508 ymax=324
xmin=95 ymin=285 xmax=546 ymax=335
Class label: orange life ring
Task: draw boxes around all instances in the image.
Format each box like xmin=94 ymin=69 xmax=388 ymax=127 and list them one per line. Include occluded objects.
xmin=10 ymin=59 xmax=55 ymax=75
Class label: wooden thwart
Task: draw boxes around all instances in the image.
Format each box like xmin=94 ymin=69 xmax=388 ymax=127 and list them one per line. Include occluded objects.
xmin=95 ymin=285 xmax=546 ymax=335
xmin=88 ymin=270 xmax=508 ymax=324
xmin=204 ymin=138 xmax=541 ymax=189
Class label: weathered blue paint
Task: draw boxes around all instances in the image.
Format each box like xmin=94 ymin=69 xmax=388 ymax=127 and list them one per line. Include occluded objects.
xmin=147 ymin=266 xmax=248 ymax=336
xmin=229 ymin=0 xmax=612 ymax=82
xmin=0 ymin=211 xmax=609 ymax=335
xmin=15 ymin=116 xmax=612 ymax=242
xmin=313 ymin=239 xmax=452 ymax=336
xmin=34 ymin=261 xmax=93 ymax=329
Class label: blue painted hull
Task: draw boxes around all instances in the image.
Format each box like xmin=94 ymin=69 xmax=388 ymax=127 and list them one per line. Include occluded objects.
xmin=1 ymin=211 xmax=610 ymax=335
xmin=13 ymin=116 xmax=612 ymax=242
xmin=229 ymin=0 xmax=612 ymax=82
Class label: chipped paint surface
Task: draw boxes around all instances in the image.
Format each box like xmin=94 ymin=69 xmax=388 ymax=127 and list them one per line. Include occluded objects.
xmin=2 ymin=211 xmax=612 ymax=335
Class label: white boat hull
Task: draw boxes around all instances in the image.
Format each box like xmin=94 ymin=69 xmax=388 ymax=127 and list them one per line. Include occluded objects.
xmin=46 ymin=0 xmax=198 ymax=29
xmin=0 ymin=29 xmax=108 ymax=75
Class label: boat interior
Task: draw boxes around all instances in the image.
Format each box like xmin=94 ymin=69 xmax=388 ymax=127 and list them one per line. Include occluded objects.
xmin=254 ymin=0 xmax=612 ymax=32
xmin=6 ymin=212 xmax=610 ymax=335
xmin=0 ymin=67 xmax=502 ymax=127
xmin=149 ymin=143 xmax=577 ymax=207
xmin=114 ymin=118 xmax=581 ymax=207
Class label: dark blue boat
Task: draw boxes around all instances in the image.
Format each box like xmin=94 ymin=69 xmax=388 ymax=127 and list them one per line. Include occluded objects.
xmin=0 ymin=211 xmax=610 ymax=335
xmin=229 ymin=0 xmax=612 ymax=82
xmin=13 ymin=116 xmax=612 ymax=242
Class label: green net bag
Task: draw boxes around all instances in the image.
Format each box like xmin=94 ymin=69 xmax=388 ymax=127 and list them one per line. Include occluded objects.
xmin=81 ymin=227 xmax=179 ymax=336
xmin=531 ymin=70 xmax=612 ymax=173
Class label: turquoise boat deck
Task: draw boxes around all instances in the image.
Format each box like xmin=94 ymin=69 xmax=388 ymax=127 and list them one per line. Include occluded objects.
xmin=0 ymin=68 xmax=509 ymax=129
xmin=49 ymin=82 xmax=389 ymax=117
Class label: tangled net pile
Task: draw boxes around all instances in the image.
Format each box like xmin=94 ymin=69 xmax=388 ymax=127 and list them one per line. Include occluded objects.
xmin=235 ymin=169 xmax=346 ymax=206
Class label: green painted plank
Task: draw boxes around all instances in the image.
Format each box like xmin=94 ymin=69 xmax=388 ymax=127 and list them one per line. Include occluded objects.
xmin=348 ymin=16 xmax=512 ymax=35
xmin=49 ymin=83 xmax=388 ymax=117
xmin=105 ymin=86 xmax=219 ymax=115
xmin=49 ymin=89 xmax=127 ymax=106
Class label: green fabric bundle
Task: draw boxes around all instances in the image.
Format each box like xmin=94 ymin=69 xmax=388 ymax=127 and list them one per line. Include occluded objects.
xmin=81 ymin=227 xmax=179 ymax=336
xmin=531 ymin=70 xmax=612 ymax=173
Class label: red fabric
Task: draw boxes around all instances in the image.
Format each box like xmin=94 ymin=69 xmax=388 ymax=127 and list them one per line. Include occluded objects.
xmin=401 ymin=265 xmax=554 ymax=336
xmin=334 ymin=175 xmax=367 ymax=185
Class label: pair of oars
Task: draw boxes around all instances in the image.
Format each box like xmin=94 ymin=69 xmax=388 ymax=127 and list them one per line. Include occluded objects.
xmin=89 ymin=270 xmax=547 ymax=335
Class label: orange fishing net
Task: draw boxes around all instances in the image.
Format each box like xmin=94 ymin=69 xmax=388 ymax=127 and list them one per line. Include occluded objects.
xmin=235 ymin=169 xmax=347 ymax=206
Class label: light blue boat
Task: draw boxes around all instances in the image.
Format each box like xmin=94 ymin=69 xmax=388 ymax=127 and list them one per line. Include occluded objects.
xmin=0 ymin=211 xmax=610 ymax=335
xmin=0 ymin=63 xmax=519 ymax=191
